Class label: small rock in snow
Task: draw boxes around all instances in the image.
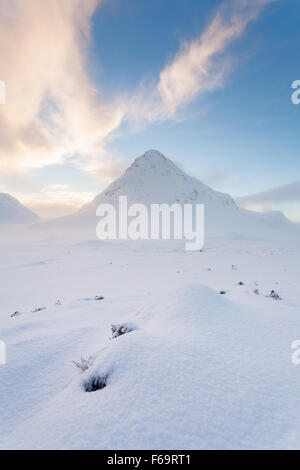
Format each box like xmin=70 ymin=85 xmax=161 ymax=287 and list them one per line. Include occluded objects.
xmin=268 ymin=290 xmax=282 ymax=300
xmin=11 ymin=311 xmax=21 ymax=318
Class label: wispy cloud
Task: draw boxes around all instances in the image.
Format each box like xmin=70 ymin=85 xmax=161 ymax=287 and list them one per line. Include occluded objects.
xmin=157 ymin=0 xmax=277 ymax=116
xmin=0 ymin=0 xmax=125 ymax=177
xmin=129 ymin=0 xmax=277 ymax=123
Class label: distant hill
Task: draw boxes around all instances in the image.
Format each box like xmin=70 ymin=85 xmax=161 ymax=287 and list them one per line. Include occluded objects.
xmin=0 ymin=193 xmax=38 ymax=224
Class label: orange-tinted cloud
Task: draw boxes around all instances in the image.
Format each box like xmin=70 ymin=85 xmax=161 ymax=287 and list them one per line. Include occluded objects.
xmin=0 ymin=0 xmax=125 ymax=176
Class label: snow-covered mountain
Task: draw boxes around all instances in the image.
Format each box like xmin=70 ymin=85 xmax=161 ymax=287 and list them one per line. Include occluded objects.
xmin=25 ymin=150 xmax=296 ymax=244
xmin=255 ymin=210 xmax=294 ymax=229
xmin=0 ymin=193 xmax=38 ymax=225
xmin=81 ymin=149 xmax=238 ymax=214
xmin=79 ymin=150 xmax=295 ymax=238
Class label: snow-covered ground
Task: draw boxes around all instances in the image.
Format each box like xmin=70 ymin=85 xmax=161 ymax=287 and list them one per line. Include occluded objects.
xmin=0 ymin=151 xmax=300 ymax=449
xmin=0 ymin=234 xmax=300 ymax=449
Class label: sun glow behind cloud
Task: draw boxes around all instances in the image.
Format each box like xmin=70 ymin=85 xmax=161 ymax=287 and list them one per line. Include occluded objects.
xmin=0 ymin=0 xmax=126 ymax=176
xmin=17 ymin=185 xmax=95 ymax=219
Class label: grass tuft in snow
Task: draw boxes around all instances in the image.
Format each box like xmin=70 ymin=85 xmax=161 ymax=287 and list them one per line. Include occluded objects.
xmin=10 ymin=311 xmax=21 ymax=318
xmin=268 ymin=290 xmax=282 ymax=300
xmin=94 ymin=296 xmax=104 ymax=301
xmin=72 ymin=357 xmax=91 ymax=372
xmin=110 ymin=323 xmax=136 ymax=340
xmin=84 ymin=374 xmax=108 ymax=393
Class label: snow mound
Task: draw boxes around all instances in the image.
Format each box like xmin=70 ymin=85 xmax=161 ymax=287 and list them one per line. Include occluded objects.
xmin=2 ymin=282 xmax=300 ymax=449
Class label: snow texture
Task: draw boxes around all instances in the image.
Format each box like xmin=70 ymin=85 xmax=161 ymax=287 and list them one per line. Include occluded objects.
xmin=0 ymin=150 xmax=300 ymax=450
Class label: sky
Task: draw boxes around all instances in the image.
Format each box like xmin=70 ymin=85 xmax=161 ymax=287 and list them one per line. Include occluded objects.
xmin=0 ymin=0 xmax=299 ymax=221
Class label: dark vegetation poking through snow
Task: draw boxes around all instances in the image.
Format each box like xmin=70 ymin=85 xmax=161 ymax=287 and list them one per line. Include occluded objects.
xmin=76 ymin=322 xmax=137 ymax=393
xmin=94 ymin=296 xmax=104 ymax=301
xmin=84 ymin=374 xmax=108 ymax=392
xmin=268 ymin=290 xmax=282 ymax=300
xmin=110 ymin=323 xmax=136 ymax=339
xmin=11 ymin=311 xmax=21 ymax=318
xmin=10 ymin=293 xmax=105 ymax=318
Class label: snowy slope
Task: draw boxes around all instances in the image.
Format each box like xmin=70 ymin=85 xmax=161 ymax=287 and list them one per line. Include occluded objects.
xmin=0 ymin=193 xmax=38 ymax=225
xmin=255 ymin=210 xmax=294 ymax=229
xmin=0 ymin=237 xmax=300 ymax=449
xmin=0 ymin=150 xmax=299 ymax=450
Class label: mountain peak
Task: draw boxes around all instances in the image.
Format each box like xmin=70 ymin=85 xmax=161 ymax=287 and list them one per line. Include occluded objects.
xmin=81 ymin=149 xmax=238 ymax=215
xmin=130 ymin=149 xmax=169 ymax=169
xmin=76 ymin=150 xmax=295 ymax=237
xmin=139 ymin=149 xmax=167 ymax=161
xmin=125 ymin=150 xmax=182 ymax=179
